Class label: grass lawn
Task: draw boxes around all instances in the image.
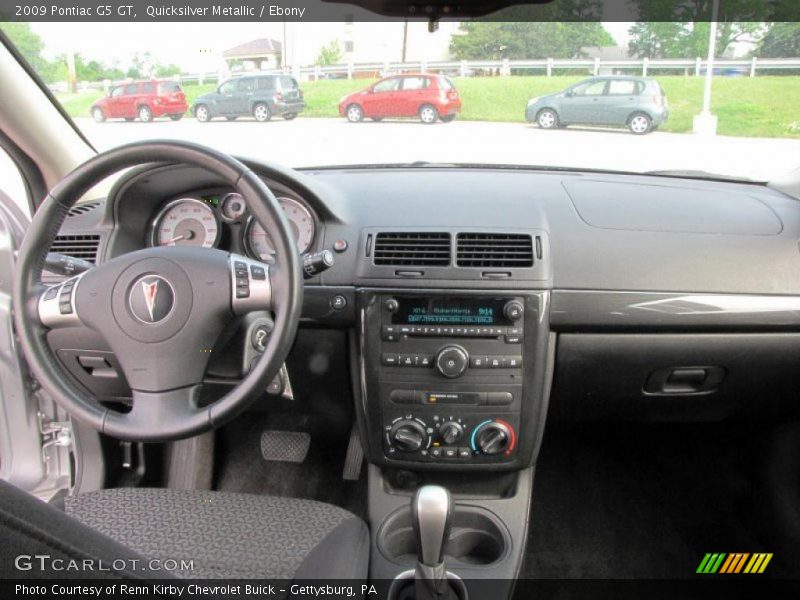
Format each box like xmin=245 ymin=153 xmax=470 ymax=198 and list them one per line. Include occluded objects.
xmin=57 ymin=76 xmax=800 ymax=138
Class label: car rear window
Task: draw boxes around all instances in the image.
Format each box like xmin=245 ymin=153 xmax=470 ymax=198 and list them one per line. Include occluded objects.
xmin=438 ymin=76 xmax=456 ymax=90
xmin=158 ymin=82 xmax=181 ymax=94
xmin=279 ymin=76 xmax=298 ymax=91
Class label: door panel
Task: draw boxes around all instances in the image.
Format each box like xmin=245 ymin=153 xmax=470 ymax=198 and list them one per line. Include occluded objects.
xmin=605 ymin=79 xmax=643 ymax=124
xmin=559 ymin=80 xmax=607 ymax=124
xmin=400 ymin=76 xmax=430 ymax=117
xmin=365 ymin=77 xmax=401 ymax=117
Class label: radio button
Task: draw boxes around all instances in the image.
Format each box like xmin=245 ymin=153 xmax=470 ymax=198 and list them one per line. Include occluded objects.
xmin=506 ymin=356 xmax=523 ymax=368
xmin=390 ymin=389 xmax=416 ymax=404
xmin=486 ymin=392 xmax=514 ymax=406
xmin=488 ymin=356 xmax=503 ymax=368
xmin=382 ymin=353 xmax=399 ymax=366
xmin=508 ymin=327 xmax=523 ymax=335
xmin=418 ymin=355 xmax=432 ymax=367
xmin=458 ymin=447 xmax=472 ymax=459
xmin=505 ymin=334 xmax=523 ymax=344
xmin=444 ymin=448 xmax=458 ymax=458
xmin=430 ymin=447 xmax=443 ymax=458
xmin=470 ymin=355 xmax=489 ymax=368
xmin=400 ymin=354 xmax=415 ymax=366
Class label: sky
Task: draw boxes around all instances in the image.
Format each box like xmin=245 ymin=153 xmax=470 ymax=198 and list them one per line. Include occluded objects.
xmin=30 ymin=21 xmax=633 ymax=72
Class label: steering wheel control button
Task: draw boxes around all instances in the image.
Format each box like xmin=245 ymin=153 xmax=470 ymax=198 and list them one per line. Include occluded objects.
xmin=128 ymin=275 xmax=176 ymax=324
xmin=330 ymin=294 xmax=347 ymax=310
xmin=39 ymin=275 xmax=85 ymax=327
xmin=230 ymin=254 xmax=272 ymax=314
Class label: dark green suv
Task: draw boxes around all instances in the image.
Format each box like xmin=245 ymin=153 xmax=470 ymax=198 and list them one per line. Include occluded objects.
xmin=192 ymin=74 xmax=306 ymax=122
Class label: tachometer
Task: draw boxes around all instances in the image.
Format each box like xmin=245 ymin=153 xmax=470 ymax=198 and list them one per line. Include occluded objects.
xmin=151 ymin=198 xmax=220 ymax=248
xmin=245 ymin=197 xmax=315 ymax=260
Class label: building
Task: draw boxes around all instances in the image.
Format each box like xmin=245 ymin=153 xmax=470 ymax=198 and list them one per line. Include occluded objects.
xmin=223 ymin=38 xmax=282 ymax=71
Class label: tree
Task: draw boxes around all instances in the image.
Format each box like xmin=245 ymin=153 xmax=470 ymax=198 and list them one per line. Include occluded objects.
xmin=316 ymin=41 xmax=342 ymax=66
xmin=0 ymin=22 xmax=54 ymax=77
xmin=757 ymin=22 xmax=800 ymax=57
xmin=628 ymin=21 xmax=766 ymax=58
xmin=450 ymin=22 xmax=615 ymax=60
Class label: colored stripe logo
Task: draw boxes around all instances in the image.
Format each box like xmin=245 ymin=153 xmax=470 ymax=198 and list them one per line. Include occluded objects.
xmin=697 ymin=553 xmax=773 ymax=574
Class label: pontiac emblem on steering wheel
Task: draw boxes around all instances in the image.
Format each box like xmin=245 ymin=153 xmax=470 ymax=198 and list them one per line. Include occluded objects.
xmin=129 ymin=275 xmax=175 ymax=324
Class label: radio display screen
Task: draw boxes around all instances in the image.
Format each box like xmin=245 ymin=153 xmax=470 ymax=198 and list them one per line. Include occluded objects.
xmin=392 ymin=297 xmax=512 ymax=326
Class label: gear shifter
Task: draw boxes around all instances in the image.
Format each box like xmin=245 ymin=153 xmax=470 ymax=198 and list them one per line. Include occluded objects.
xmin=411 ymin=485 xmax=459 ymax=600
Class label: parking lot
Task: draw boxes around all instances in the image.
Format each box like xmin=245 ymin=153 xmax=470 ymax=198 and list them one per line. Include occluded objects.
xmin=74 ymin=117 xmax=800 ymax=183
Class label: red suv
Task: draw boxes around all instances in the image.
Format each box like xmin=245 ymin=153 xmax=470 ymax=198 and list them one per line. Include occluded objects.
xmin=339 ymin=73 xmax=461 ymax=124
xmin=90 ymin=80 xmax=188 ymax=123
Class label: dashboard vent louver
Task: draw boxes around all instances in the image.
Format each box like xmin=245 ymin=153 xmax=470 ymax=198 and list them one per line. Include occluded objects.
xmin=373 ymin=232 xmax=451 ymax=266
xmin=67 ymin=201 xmax=101 ymax=217
xmin=456 ymin=233 xmax=534 ymax=268
xmin=49 ymin=234 xmax=101 ymax=263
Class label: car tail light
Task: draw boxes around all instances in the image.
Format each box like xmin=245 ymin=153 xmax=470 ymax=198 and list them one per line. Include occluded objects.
xmin=447 ymin=90 xmax=459 ymax=100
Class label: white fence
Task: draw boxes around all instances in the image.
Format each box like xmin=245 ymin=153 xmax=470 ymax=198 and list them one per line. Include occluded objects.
xmin=67 ymin=56 xmax=800 ymax=93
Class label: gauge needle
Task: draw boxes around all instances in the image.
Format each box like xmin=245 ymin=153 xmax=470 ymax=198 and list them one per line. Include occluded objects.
xmin=161 ymin=231 xmax=195 ymax=245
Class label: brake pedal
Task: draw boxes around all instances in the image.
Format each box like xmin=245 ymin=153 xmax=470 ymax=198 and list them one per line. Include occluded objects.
xmin=260 ymin=430 xmax=310 ymax=463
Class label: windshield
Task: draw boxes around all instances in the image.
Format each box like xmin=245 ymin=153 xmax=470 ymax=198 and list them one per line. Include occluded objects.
xmin=2 ymin=18 xmax=799 ymax=182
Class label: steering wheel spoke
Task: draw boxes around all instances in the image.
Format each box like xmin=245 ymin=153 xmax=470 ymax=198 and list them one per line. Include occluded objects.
xmin=38 ymin=273 xmax=86 ymax=328
xmin=104 ymin=385 xmax=206 ymax=441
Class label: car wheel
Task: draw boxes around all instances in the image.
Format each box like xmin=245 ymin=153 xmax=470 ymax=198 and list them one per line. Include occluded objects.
xmin=91 ymin=107 xmax=106 ymax=123
xmin=440 ymin=114 xmax=456 ymax=123
xmin=346 ymin=104 xmax=364 ymax=123
xmin=419 ymin=104 xmax=438 ymax=124
xmin=282 ymin=113 xmax=298 ymax=120
xmin=253 ymin=103 xmax=272 ymax=122
xmin=537 ymin=109 xmax=558 ymax=129
xmin=628 ymin=112 xmax=652 ymax=135
xmin=138 ymin=105 xmax=153 ymax=123
xmin=195 ymin=105 xmax=211 ymax=122
xmin=169 ymin=114 xmax=183 ymax=121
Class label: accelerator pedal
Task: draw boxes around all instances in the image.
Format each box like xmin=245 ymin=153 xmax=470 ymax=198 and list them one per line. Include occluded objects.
xmin=342 ymin=422 xmax=364 ymax=481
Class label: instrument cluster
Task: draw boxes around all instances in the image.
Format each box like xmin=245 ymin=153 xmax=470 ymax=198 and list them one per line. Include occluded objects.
xmin=149 ymin=191 xmax=317 ymax=261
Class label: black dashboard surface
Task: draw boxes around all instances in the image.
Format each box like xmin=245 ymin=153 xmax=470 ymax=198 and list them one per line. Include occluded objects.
xmin=60 ymin=162 xmax=800 ymax=300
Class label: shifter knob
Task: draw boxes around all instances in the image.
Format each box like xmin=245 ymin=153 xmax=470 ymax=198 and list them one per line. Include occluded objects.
xmin=411 ymin=485 xmax=453 ymax=567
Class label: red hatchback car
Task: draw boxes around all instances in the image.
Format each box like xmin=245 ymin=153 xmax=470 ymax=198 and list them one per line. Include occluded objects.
xmin=339 ymin=73 xmax=461 ymax=124
xmin=90 ymin=80 xmax=189 ymax=123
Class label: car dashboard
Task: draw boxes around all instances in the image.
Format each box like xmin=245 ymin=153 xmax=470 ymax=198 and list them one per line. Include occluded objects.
xmin=44 ymin=161 xmax=800 ymax=475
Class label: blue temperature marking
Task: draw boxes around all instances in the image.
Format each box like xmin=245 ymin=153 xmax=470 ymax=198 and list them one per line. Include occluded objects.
xmin=471 ymin=419 xmax=493 ymax=451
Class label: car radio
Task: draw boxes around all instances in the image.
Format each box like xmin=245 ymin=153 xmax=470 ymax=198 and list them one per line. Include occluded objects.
xmin=357 ymin=291 xmax=549 ymax=470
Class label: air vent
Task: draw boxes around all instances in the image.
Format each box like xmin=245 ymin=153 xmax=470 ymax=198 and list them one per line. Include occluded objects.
xmin=49 ymin=234 xmax=101 ymax=263
xmin=67 ymin=201 xmax=101 ymax=217
xmin=456 ymin=233 xmax=534 ymax=268
xmin=373 ymin=232 xmax=451 ymax=266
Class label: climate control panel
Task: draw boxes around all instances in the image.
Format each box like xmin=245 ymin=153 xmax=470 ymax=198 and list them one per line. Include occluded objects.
xmin=383 ymin=412 xmax=519 ymax=464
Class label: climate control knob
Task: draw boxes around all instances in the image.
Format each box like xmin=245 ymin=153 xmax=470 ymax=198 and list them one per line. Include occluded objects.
xmin=439 ymin=421 xmax=464 ymax=445
xmin=474 ymin=421 xmax=513 ymax=455
xmin=435 ymin=345 xmax=469 ymax=378
xmin=389 ymin=420 xmax=428 ymax=452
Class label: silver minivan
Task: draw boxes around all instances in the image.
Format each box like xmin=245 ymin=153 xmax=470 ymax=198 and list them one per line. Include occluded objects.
xmin=525 ymin=76 xmax=669 ymax=134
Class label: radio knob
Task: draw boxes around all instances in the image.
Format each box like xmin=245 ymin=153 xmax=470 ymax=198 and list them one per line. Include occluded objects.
xmin=439 ymin=421 xmax=464 ymax=444
xmin=390 ymin=420 xmax=428 ymax=452
xmin=503 ymin=300 xmax=524 ymax=322
xmin=435 ymin=345 xmax=469 ymax=378
xmin=475 ymin=421 xmax=512 ymax=455
xmin=385 ymin=297 xmax=400 ymax=313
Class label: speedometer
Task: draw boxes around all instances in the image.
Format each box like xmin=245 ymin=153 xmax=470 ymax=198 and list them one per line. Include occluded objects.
xmin=245 ymin=197 xmax=315 ymax=260
xmin=151 ymin=198 xmax=220 ymax=248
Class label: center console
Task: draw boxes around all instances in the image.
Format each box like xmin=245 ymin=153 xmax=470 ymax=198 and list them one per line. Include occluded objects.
xmin=355 ymin=290 xmax=552 ymax=472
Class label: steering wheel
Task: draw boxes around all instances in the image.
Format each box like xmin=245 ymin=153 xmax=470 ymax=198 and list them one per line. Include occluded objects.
xmin=12 ymin=141 xmax=303 ymax=442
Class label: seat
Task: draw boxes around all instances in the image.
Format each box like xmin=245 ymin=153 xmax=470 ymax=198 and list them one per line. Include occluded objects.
xmin=0 ymin=480 xmax=368 ymax=580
